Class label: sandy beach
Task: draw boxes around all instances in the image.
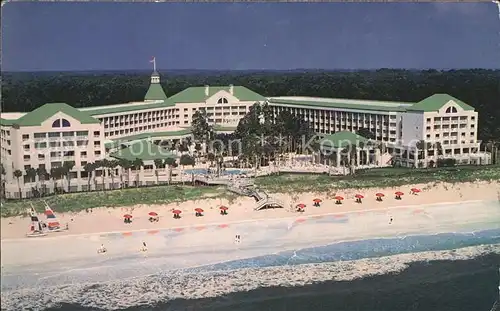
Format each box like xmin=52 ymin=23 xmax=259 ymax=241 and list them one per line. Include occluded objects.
xmin=1 ymin=181 xmax=499 ymax=240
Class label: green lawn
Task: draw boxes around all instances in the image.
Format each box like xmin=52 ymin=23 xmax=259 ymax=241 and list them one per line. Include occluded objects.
xmin=0 ymin=185 xmax=233 ymax=218
xmin=254 ymin=165 xmax=500 ymax=193
xmin=2 ymin=165 xmax=498 ymax=217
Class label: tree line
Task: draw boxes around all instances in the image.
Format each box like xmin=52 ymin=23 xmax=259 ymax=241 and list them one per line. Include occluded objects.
xmin=2 ymin=69 xmax=500 ymax=142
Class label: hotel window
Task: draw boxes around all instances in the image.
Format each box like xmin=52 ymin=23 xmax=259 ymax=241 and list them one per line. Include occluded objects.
xmin=217 ymin=98 xmax=229 ymax=104
xmin=445 ymin=107 xmax=458 ymax=113
xmin=22 ymin=134 xmax=29 ymax=140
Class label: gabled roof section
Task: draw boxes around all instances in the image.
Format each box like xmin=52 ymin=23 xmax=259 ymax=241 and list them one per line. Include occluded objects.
xmin=168 ymin=86 xmax=266 ymax=103
xmin=407 ymin=94 xmax=474 ymax=112
xmin=320 ymin=131 xmax=368 ymax=149
xmin=268 ymin=97 xmax=411 ymax=112
xmin=12 ymin=103 xmax=99 ymax=127
xmin=110 ymin=140 xmax=178 ymax=161
xmin=144 ymin=83 xmax=168 ymax=101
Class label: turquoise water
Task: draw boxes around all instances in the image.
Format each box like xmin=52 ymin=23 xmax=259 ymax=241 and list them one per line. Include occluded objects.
xmin=184 ymin=168 xmax=243 ymax=175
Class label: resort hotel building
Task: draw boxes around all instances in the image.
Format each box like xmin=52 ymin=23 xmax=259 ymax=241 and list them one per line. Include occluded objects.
xmin=0 ymin=67 xmax=491 ymax=198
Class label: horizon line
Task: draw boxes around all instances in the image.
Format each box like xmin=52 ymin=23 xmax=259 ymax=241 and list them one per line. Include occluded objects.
xmin=3 ymin=67 xmax=500 ymax=73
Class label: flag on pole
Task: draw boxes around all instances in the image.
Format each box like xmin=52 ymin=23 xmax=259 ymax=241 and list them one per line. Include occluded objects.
xmin=149 ymin=56 xmax=156 ymax=71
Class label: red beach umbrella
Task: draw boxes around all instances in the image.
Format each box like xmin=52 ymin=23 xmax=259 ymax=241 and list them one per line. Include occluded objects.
xmin=411 ymin=188 xmax=421 ymax=193
xmin=297 ymin=203 xmax=306 ymax=208
xmin=313 ymin=198 xmax=322 ymax=203
xmin=395 ymin=191 xmax=404 ymax=196
xmin=123 ymin=214 xmax=133 ymax=219
xmin=355 ymin=194 xmax=364 ymax=199
xmin=148 ymin=212 xmax=158 ymax=217
xmin=195 ymin=208 xmax=204 ymax=213
xmin=335 ymin=196 xmax=344 ymax=201
xmin=219 ymin=206 xmax=229 ymax=211
xmin=172 ymin=209 xmax=182 ymax=215
xmin=376 ymin=193 xmax=385 ymax=197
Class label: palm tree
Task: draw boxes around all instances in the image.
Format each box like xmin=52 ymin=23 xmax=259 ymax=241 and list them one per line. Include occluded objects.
xmin=36 ymin=167 xmax=48 ymax=195
xmin=13 ymin=169 xmax=23 ymax=198
xmin=153 ymin=159 xmax=163 ymax=185
xmin=62 ymin=161 xmax=75 ymax=192
xmin=119 ymin=159 xmax=133 ymax=188
xmin=50 ymin=167 xmax=63 ymax=194
xmin=83 ymin=162 xmax=96 ymax=191
xmin=24 ymin=167 xmax=36 ymax=197
xmin=164 ymin=157 xmax=176 ymax=184
xmin=132 ymin=158 xmax=144 ymax=187
xmin=108 ymin=160 xmax=119 ymax=189
xmin=95 ymin=159 xmax=107 ymax=190
xmin=0 ymin=164 xmax=6 ymax=199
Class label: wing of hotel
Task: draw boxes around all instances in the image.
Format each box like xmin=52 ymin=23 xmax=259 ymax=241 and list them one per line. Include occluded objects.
xmin=0 ymin=67 xmax=491 ymax=198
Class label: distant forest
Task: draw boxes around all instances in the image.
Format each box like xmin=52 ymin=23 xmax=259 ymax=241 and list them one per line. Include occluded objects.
xmin=2 ymin=69 xmax=499 ymax=142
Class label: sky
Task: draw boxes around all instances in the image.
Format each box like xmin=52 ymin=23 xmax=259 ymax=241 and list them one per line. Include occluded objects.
xmin=1 ymin=2 xmax=499 ymax=71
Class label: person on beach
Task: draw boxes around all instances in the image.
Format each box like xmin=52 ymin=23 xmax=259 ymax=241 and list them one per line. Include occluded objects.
xmin=389 ymin=216 xmax=393 ymax=224
xmin=98 ymin=244 xmax=107 ymax=254
xmin=141 ymin=241 xmax=148 ymax=252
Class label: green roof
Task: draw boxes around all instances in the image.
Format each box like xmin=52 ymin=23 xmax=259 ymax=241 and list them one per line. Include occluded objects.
xmin=6 ymin=103 xmax=100 ymax=127
xmin=82 ymin=100 xmax=173 ymax=116
xmin=406 ymin=94 xmax=474 ymax=112
xmin=144 ymin=83 xmax=168 ymax=101
xmin=168 ymin=86 xmax=266 ymax=103
xmin=105 ymin=129 xmax=192 ymax=148
xmin=213 ymin=125 xmax=237 ymax=132
xmin=268 ymin=98 xmax=411 ymax=112
xmin=320 ymin=131 xmax=368 ymax=149
xmin=0 ymin=118 xmax=16 ymax=126
xmin=110 ymin=140 xmax=178 ymax=161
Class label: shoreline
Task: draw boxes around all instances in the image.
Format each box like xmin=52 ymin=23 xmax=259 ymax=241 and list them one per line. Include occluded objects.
xmin=1 ymin=181 xmax=499 ymax=240
xmin=0 ymin=199 xmax=488 ymax=242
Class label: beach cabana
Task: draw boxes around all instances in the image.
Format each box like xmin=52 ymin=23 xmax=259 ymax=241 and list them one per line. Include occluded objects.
xmin=335 ymin=196 xmax=344 ymax=205
xmin=123 ymin=214 xmax=133 ymax=224
xmin=355 ymin=194 xmax=364 ymax=203
xmin=410 ymin=188 xmax=421 ymax=195
xmin=395 ymin=191 xmax=404 ymax=200
xmin=219 ymin=206 xmax=229 ymax=215
xmin=172 ymin=209 xmax=182 ymax=219
xmin=148 ymin=212 xmax=159 ymax=222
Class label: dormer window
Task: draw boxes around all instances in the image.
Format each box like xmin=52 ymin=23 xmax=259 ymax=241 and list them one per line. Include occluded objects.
xmin=217 ymin=98 xmax=229 ymax=104
xmin=445 ymin=106 xmax=458 ymax=113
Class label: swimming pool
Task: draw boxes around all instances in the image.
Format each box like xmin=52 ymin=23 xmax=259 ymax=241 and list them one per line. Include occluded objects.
xmin=184 ymin=168 xmax=244 ymax=175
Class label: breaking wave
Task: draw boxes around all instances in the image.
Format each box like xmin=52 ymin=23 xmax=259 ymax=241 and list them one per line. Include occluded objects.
xmin=1 ymin=232 xmax=499 ymax=311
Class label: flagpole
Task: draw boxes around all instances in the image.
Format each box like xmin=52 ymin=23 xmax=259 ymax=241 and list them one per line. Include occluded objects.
xmin=153 ymin=57 xmax=156 ymax=72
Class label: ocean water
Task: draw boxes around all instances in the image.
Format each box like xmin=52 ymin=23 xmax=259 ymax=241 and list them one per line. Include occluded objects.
xmin=2 ymin=200 xmax=500 ymax=311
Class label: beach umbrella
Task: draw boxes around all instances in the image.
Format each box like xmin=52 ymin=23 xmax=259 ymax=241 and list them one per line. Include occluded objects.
xmin=395 ymin=191 xmax=404 ymax=196
xmin=375 ymin=193 xmax=385 ymax=197
xmin=313 ymin=198 xmax=322 ymax=203
xmin=297 ymin=203 xmax=306 ymax=208
xmin=123 ymin=214 xmax=133 ymax=219
xmin=195 ymin=208 xmax=204 ymax=213
xmin=355 ymin=194 xmax=364 ymax=199
xmin=172 ymin=210 xmax=182 ymax=215
xmin=219 ymin=206 xmax=229 ymax=211
xmin=148 ymin=212 xmax=158 ymax=217
xmin=334 ymin=196 xmax=344 ymax=201
xmin=411 ymin=188 xmax=421 ymax=193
